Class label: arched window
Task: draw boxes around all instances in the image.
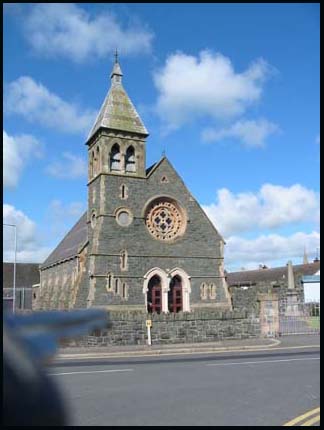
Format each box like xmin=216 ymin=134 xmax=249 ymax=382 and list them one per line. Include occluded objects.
xmin=94 ymin=150 xmax=98 ymax=176
xmin=209 ymin=283 xmax=216 ymax=300
xmin=200 ymin=283 xmax=207 ymax=300
xmin=120 ymin=249 xmax=128 ymax=271
xmin=120 ymin=184 xmax=128 ymax=200
xmin=110 ymin=143 xmax=121 ymax=171
xmin=107 ymin=273 xmax=112 ymax=291
xmin=91 ymin=212 xmax=97 ymax=229
xmin=168 ymin=275 xmax=182 ymax=313
xmin=122 ymin=283 xmax=127 ymax=299
xmin=90 ymin=151 xmax=95 ymax=177
xmin=147 ymin=275 xmax=162 ymax=314
xmin=125 ymin=146 xmax=136 ymax=172
xmin=115 ymin=278 xmax=119 ymax=295
xmin=96 ymin=146 xmax=100 ymax=173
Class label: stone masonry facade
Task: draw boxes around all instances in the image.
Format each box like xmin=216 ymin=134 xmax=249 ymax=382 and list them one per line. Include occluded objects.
xmin=73 ymin=155 xmax=231 ymax=311
xmin=63 ymin=309 xmax=260 ymax=347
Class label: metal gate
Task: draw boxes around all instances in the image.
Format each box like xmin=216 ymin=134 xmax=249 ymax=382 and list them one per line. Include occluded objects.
xmin=279 ymin=299 xmax=320 ymax=335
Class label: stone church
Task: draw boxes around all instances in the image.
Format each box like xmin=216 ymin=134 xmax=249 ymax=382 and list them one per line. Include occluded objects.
xmin=35 ymin=58 xmax=232 ymax=314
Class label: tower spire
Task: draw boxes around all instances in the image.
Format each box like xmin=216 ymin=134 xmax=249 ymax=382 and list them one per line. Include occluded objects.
xmin=87 ymin=50 xmax=148 ymax=142
xmin=110 ymin=49 xmax=123 ymax=84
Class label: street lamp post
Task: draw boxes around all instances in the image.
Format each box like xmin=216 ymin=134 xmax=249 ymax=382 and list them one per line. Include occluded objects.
xmin=3 ymin=223 xmax=17 ymax=313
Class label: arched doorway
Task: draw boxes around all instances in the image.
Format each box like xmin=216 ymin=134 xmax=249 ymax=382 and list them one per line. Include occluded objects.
xmin=147 ymin=275 xmax=162 ymax=314
xmin=168 ymin=275 xmax=183 ymax=313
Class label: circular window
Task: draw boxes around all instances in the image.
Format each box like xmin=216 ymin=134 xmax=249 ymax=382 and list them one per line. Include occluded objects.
xmin=145 ymin=197 xmax=186 ymax=241
xmin=116 ymin=208 xmax=133 ymax=227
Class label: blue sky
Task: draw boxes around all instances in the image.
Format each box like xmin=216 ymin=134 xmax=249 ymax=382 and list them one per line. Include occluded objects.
xmin=3 ymin=3 xmax=320 ymax=270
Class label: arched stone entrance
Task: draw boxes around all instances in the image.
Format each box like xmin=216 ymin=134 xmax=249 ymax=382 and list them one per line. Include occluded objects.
xmin=143 ymin=268 xmax=169 ymax=313
xmin=143 ymin=267 xmax=191 ymax=313
xmin=169 ymin=268 xmax=191 ymax=312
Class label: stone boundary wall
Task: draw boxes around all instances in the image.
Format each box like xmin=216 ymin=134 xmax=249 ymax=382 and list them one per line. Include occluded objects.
xmin=62 ymin=309 xmax=261 ymax=347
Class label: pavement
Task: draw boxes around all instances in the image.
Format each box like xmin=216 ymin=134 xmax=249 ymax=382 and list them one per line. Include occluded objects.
xmin=56 ymin=334 xmax=320 ymax=360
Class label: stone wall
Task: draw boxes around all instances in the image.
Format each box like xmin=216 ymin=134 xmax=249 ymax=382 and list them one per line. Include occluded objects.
xmin=36 ymin=244 xmax=88 ymax=310
xmin=229 ymin=282 xmax=304 ymax=316
xmin=62 ymin=308 xmax=260 ymax=347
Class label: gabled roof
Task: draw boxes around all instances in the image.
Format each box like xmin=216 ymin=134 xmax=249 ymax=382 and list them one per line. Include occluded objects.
xmin=41 ymin=212 xmax=88 ymax=269
xmin=87 ymin=60 xmax=148 ymax=142
xmin=226 ymin=261 xmax=320 ymax=286
xmin=3 ymin=263 xmax=40 ymax=289
xmin=146 ymin=156 xmax=225 ymax=243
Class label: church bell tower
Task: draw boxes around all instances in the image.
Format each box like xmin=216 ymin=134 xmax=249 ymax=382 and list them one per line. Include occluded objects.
xmin=86 ymin=52 xmax=149 ymax=181
xmin=83 ymin=53 xmax=150 ymax=308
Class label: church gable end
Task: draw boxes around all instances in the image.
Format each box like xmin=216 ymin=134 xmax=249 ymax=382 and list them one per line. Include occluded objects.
xmin=146 ymin=156 xmax=224 ymax=249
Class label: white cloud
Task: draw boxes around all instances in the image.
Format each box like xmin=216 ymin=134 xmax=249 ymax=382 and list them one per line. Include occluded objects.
xmin=45 ymin=200 xmax=86 ymax=240
xmin=202 ymin=118 xmax=279 ymax=147
xmin=154 ymin=50 xmax=272 ymax=130
xmin=4 ymin=76 xmax=96 ymax=134
xmin=203 ymin=183 xmax=320 ymax=237
xmin=49 ymin=200 xmax=85 ymax=219
xmin=46 ymin=152 xmax=87 ymax=179
xmin=225 ymin=231 xmax=320 ymax=270
xmin=23 ymin=3 xmax=153 ymax=62
xmin=3 ymin=130 xmax=42 ymax=188
xmin=3 ymin=201 xmax=86 ymax=263
xmin=3 ymin=204 xmax=51 ymax=263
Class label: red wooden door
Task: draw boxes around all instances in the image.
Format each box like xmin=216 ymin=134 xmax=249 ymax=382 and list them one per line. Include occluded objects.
xmin=151 ymin=285 xmax=162 ymax=314
xmin=172 ymin=284 xmax=182 ymax=313
xmin=169 ymin=276 xmax=182 ymax=313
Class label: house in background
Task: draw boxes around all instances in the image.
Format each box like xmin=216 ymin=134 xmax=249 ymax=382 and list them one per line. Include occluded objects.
xmin=302 ymin=269 xmax=320 ymax=303
xmin=226 ymin=260 xmax=320 ymax=315
xmin=302 ymin=268 xmax=320 ymax=318
xmin=3 ymin=262 xmax=40 ymax=313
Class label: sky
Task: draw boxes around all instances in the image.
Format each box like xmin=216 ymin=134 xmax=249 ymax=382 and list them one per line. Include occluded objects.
xmin=3 ymin=3 xmax=320 ymax=271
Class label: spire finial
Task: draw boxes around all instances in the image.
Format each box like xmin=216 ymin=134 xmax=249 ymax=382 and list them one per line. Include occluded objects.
xmin=110 ymin=49 xmax=123 ymax=82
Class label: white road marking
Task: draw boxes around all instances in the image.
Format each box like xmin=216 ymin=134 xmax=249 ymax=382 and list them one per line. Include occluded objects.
xmin=49 ymin=368 xmax=134 ymax=376
xmin=55 ymin=344 xmax=320 ymax=361
xmin=206 ymin=357 xmax=320 ymax=367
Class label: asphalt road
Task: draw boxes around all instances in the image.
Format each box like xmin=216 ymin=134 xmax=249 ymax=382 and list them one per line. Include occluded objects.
xmin=48 ymin=346 xmax=320 ymax=426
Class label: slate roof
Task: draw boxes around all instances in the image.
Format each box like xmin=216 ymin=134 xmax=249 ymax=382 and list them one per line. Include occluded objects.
xmin=41 ymin=212 xmax=88 ymax=269
xmin=87 ymin=61 xmax=148 ymax=141
xmin=226 ymin=261 xmax=320 ymax=286
xmin=145 ymin=162 xmax=157 ymax=175
xmin=3 ymin=263 xmax=40 ymax=289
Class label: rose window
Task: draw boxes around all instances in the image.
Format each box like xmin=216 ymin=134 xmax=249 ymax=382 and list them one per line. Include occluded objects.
xmin=145 ymin=198 xmax=186 ymax=241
